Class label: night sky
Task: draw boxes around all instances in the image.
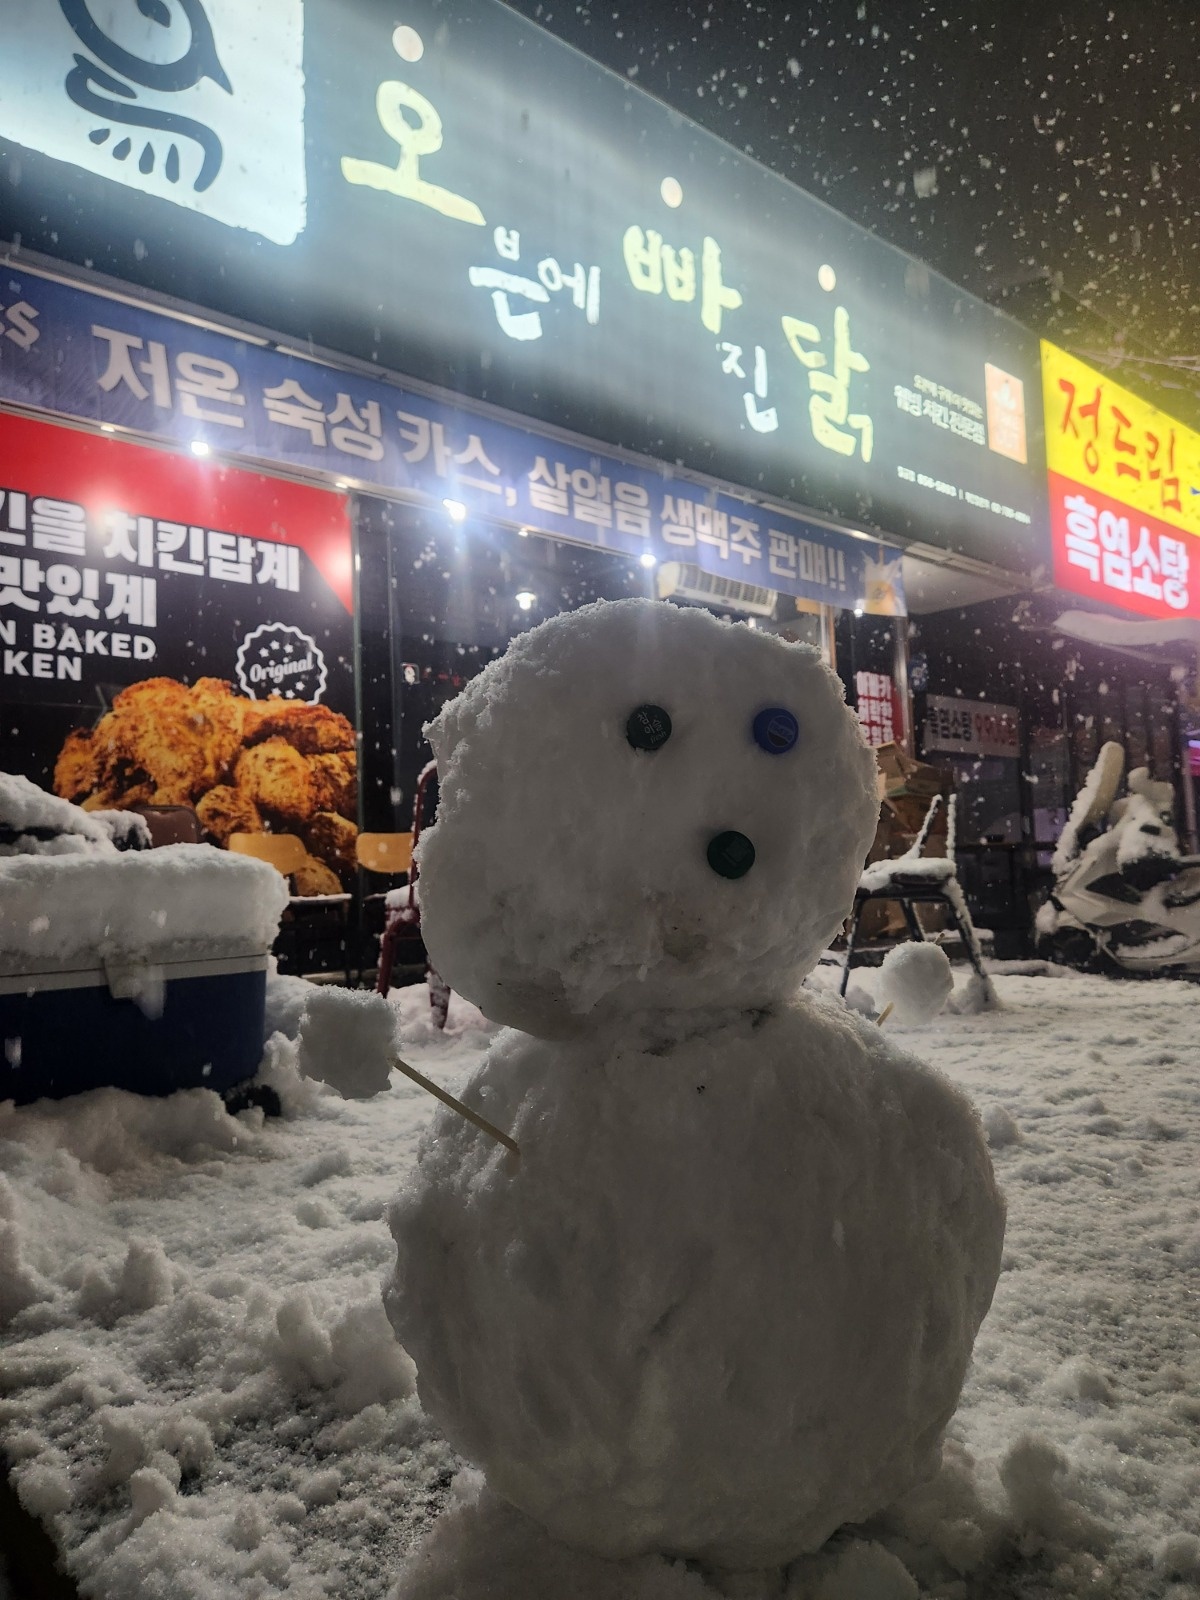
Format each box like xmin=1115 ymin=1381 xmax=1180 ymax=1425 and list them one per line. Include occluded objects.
xmin=504 ymin=0 xmax=1200 ymax=420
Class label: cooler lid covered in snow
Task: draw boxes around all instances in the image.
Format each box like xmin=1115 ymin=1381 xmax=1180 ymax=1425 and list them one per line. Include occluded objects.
xmin=0 ymin=845 xmax=288 ymax=974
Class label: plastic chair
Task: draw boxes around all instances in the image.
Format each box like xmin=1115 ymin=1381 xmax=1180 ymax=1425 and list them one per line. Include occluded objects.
xmin=357 ymin=832 xmax=413 ymax=875
xmin=229 ymin=832 xmax=353 ymax=981
xmin=227 ymin=832 xmax=310 ymax=876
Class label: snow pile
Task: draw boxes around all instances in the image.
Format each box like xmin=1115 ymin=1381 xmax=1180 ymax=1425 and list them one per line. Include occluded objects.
xmin=876 ymin=942 xmax=954 ymax=1025
xmin=418 ymin=598 xmax=880 ymax=1034
xmin=90 ymin=809 xmax=153 ymax=852
xmin=1114 ymin=767 xmax=1180 ymax=872
xmin=0 ymin=996 xmax=498 ymax=1599
xmin=0 ymin=845 xmax=288 ymax=967
xmin=0 ymin=976 xmax=1199 ymax=1597
xmin=0 ymin=772 xmax=120 ymax=856
xmin=1051 ymin=740 xmax=1124 ymax=875
xmin=297 ymin=988 xmax=396 ymax=1100
xmin=388 ymin=991 xmax=1005 ymax=1566
xmin=262 ymin=965 xmax=315 ymax=1042
xmin=858 ymin=853 xmax=955 ymax=893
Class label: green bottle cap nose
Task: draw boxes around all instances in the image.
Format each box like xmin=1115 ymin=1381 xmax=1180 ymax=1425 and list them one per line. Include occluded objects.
xmin=707 ymin=830 xmax=755 ymax=879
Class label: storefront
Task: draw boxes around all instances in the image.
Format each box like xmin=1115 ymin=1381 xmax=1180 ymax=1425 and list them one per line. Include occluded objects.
xmin=896 ymin=339 xmax=1200 ymax=953
xmin=1 ymin=0 xmax=1052 ymax=929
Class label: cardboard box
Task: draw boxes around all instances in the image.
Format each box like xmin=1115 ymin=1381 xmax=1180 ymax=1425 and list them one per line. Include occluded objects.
xmin=875 ymin=741 xmax=947 ymax=800
xmin=849 ymin=746 xmax=953 ymax=943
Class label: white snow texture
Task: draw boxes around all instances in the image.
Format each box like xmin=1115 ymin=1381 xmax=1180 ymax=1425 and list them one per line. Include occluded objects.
xmin=392 ymin=598 xmax=1005 ymax=1567
xmin=388 ymin=997 xmax=1005 ymax=1566
xmin=416 ymin=598 xmax=881 ymax=1033
xmin=297 ymin=988 xmax=396 ymax=1100
xmin=876 ymin=942 xmax=955 ymax=1025
xmin=0 ymin=845 xmax=288 ymax=967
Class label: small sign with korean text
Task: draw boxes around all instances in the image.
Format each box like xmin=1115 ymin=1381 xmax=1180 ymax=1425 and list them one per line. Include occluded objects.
xmin=923 ymin=696 xmax=1020 ymax=761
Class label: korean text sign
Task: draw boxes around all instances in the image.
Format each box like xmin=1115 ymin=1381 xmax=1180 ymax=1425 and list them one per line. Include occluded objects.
xmin=923 ymin=695 xmax=1019 ymax=760
xmin=0 ymin=408 xmax=353 ymax=716
xmin=0 ymin=266 xmax=905 ymax=615
xmin=1042 ymin=340 xmax=1198 ymax=620
xmin=0 ymin=0 xmax=1045 ymax=573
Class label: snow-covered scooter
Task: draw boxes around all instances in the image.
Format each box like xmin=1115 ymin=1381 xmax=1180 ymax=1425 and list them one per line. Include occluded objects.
xmin=1037 ymin=740 xmax=1200 ymax=977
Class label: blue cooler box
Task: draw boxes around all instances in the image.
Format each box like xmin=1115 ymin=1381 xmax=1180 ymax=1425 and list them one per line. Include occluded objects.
xmin=0 ymin=950 xmax=268 ymax=1105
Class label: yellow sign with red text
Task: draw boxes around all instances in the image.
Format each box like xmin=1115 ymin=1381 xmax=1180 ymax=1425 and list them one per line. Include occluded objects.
xmin=1041 ymin=340 xmax=1200 ymax=542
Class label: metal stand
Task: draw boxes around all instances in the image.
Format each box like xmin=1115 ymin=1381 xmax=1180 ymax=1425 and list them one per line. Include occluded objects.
xmin=840 ymin=876 xmax=991 ymax=996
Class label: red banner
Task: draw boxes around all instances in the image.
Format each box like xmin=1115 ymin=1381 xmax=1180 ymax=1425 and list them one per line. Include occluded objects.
xmin=0 ymin=412 xmax=352 ymax=612
xmin=1049 ymin=468 xmax=1196 ymax=621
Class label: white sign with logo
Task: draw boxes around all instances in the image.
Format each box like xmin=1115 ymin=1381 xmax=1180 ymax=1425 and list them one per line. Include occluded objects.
xmin=0 ymin=0 xmax=306 ymax=244
xmin=236 ymin=623 xmax=327 ymax=703
xmin=923 ymin=695 xmax=1020 ymax=760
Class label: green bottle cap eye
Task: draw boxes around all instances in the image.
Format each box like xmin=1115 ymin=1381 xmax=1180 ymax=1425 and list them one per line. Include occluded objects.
xmin=626 ymin=704 xmax=672 ymax=752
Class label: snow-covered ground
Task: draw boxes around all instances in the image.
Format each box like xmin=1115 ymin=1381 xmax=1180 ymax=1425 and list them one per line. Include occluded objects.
xmin=1 ymin=966 xmax=1199 ymax=1600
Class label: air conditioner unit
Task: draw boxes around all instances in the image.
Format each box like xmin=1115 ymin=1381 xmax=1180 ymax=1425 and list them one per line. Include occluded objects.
xmin=656 ymin=561 xmax=776 ymax=618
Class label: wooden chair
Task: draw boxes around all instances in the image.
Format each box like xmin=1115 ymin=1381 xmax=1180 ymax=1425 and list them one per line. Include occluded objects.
xmin=227 ymin=832 xmax=310 ymax=876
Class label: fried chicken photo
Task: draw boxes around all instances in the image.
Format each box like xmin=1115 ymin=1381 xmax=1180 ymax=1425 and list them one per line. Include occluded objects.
xmin=234 ymin=738 xmax=315 ymax=826
xmin=290 ymin=856 xmax=343 ymax=897
xmin=89 ymin=677 xmax=214 ymax=805
xmin=51 ymin=675 xmax=360 ymax=894
xmin=189 ymin=678 xmax=256 ymax=786
xmin=195 ymin=785 xmax=264 ymax=846
xmin=304 ymin=810 xmax=358 ymax=875
xmin=308 ymin=751 xmax=358 ymax=817
xmin=53 ymin=729 xmax=102 ymax=806
xmin=245 ymin=701 xmax=356 ymax=756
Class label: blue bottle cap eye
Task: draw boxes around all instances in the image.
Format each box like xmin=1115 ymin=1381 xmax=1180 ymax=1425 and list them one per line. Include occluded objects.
xmin=752 ymin=707 xmax=799 ymax=755
xmin=626 ymin=704 xmax=672 ymax=751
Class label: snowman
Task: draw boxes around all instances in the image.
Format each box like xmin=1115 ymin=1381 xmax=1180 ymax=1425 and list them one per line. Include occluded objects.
xmin=386 ymin=597 xmax=1005 ymax=1569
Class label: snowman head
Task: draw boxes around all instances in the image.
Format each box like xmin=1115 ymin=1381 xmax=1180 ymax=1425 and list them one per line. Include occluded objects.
xmin=417 ymin=598 xmax=879 ymax=1036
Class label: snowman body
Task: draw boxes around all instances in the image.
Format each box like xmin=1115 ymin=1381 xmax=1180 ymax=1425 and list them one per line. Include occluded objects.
xmin=387 ymin=598 xmax=1005 ymax=1566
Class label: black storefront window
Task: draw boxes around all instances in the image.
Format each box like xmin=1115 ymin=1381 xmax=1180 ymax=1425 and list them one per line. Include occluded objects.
xmin=356 ymin=497 xmax=648 ymax=830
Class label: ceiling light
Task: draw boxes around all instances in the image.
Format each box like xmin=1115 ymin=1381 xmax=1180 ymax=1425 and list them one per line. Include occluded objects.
xmin=190 ymin=440 xmax=211 ymax=458
xmin=442 ymin=497 xmax=467 ymax=522
xmin=515 ymin=590 xmax=537 ymax=611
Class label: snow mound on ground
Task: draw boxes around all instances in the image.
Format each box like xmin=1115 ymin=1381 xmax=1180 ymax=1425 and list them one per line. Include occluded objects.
xmin=263 ymin=967 xmax=314 ymax=1042
xmin=876 ymin=942 xmax=954 ymax=1025
xmin=388 ymin=993 xmax=1005 ymax=1567
xmin=297 ymin=988 xmax=395 ymax=1100
xmin=418 ymin=598 xmax=878 ymax=1036
xmin=392 ymin=1473 xmax=710 ymax=1600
